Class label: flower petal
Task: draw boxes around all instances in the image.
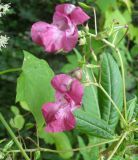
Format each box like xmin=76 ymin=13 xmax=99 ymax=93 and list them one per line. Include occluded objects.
xmin=53 ymin=12 xmax=78 ymax=52
xmin=42 ymin=102 xmax=76 ymax=132
xmin=63 ymin=27 xmax=78 ymax=52
xmin=55 ymin=4 xmax=76 ymax=15
xmin=46 ymin=107 xmax=76 ymax=132
xmin=42 ymin=102 xmax=59 ymax=124
xmin=41 ymin=26 xmax=65 ymax=53
xmin=70 ymin=7 xmax=90 ymax=25
xmin=51 ymin=74 xmax=73 ymax=93
xmin=55 ymin=4 xmax=90 ymax=25
xmin=68 ymin=79 xmax=84 ymax=106
xmin=31 ymin=21 xmax=65 ymax=53
xmin=31 ymin=21 xmax=50 ymax=45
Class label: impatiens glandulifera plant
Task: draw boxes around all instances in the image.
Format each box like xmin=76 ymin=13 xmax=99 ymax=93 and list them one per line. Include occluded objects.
xmin=0 ymin=3 xmax=137 ymax=160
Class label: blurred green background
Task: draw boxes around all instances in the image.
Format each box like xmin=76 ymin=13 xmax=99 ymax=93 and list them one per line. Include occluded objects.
xmin=0 ymin=0 xmax=138 ymax=159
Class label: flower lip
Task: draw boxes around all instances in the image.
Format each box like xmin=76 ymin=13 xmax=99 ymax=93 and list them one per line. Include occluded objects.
xmin=42 ymin=101 xmax=76 ymax=132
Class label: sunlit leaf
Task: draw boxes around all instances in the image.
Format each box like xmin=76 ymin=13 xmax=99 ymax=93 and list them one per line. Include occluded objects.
xmin=16 ymin=51 xmax=55 ymax=129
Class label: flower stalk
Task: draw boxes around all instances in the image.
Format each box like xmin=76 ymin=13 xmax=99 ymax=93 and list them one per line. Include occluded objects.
xmin=87 ymin=32 xmax=127 ymax=122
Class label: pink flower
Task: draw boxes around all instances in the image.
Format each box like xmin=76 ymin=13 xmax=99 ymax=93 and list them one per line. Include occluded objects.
xmin=55 ymin=4 xmax=90 ymax=25
xmin=51 ymin=74 xmax=83 ymax=106
xmin=42 ymin=102 xmax=76 ymax=132
xmin=31 ymin=4 xmax=90 ymax=53
xmin=42 ymin=74 xmax=84 ymax=132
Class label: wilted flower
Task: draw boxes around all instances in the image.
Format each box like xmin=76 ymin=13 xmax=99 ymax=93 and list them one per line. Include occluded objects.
xmin=42 ymin=74 xmax=84 ymax=132
xmin=31 ymin=4 xmax=89 ymax=53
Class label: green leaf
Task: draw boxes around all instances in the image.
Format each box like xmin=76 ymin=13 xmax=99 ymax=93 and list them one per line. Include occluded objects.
xmin=82 ymin=67 xmax=100 ymax=118
xmin=3 ymin=140 xmax=14 ymax=152
xmin=132 ymin=155 xmax=138 ymax=160
xmin=77 ymin=136 xmax=91 ymax=160
xmin=127 ymin=97 xmax=137 ymax=122
xmin=10 ymin=115 xmax=25 ymax=130
xmin=61 ymin=54 xmax=78 ymax=73
xmin=104 ymin=9 xmax=127 ymax=29
xmin=74 ymin=109 xmax=114 ymax=139
xmin=112 ymin=156 xmax=124 ymax=160
xmin=0 ymin=151 xmax=5 ymax=159
xmin=51 ymin=133 xmax=73 ymax=159
xmin=98 ymin=53 xmax=123 ymax=130
xmin=96 ymin=0 xmax=117 ymax=12
xmin=16 ymin=51 xmax=54 ymax=129
xmin=135 ymin=104 xmax=138 ymax=119
xmin=73 ymin=48 xmax=82 ymax=62
xmin=129 ymin=25 xmax=138 ymax=44
xmin=88 ymin=136 xmax=99 ymax=160
xmin=130 ymin=45 xmax=138 ymax=58
xmin=11 ymin=106 xmax=20 ymax=115
xmin=20 ymin=101 xmax=30 ymax=111
xmin=122 ymin=0 xmax=133 ymax=13
xmin=0 ymin=139 xmax=6 ymax=144
xmin=34 ymin=151 xmax=41 ymax=160
xmin=38 ymin=128 xmax=54 ymax=144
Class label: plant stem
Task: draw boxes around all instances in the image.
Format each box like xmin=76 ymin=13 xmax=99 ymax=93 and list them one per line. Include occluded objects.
xmin=0 ymin=68 xmax=21 ymax=75
xmin=107 ymin=132 xmax=127 ymax=160
xmin=3 ymin=138 xmax=119 ymax=154
xmin=0 ymin=113 xmax=30 ymax=160
xmin=92 ymin=7 xmax=97 ymax=36
xmin=83 ymin=75 xmax=127 ymax=125
xmin=99 ymin=85 xmax=127 ymax=126
xmin=88 ymin=32 xmax=127 ymax=121
xmin=116 ymin=48 xmax=127 ymax=120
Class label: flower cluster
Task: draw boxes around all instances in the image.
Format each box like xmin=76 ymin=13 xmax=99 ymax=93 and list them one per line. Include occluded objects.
xmin=0 ymin=3 xmax=10 ymax=17
xmin=31 ymin=4 xmax=86 ymax=132
xmin=0 ymin=35 xmax=9 ymax=50
xmin=42 ymin=74 xmax=84 ymax=132
xmin=0 ymin=3 xmax=10 ymax=50
xmin=31 ymin=4 xmax=89 ymax=53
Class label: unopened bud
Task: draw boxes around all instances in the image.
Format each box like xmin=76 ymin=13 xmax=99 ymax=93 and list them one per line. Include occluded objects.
xmin=85 ymin=23 xmax=89 ymax=33
xmin=79 ymin=37 xmax=86 ymax=46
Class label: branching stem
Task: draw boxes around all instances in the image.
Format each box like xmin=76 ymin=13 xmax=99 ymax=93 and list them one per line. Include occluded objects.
xmin=107 ymin=132 xmax=127 ymax=160
xmin=1 ymin=138 xmax=119 ymax=154
xmin=88 ymin=32 xmax=127 ymax=121
xmin=0 ymin=113 xmax=30 ymax=160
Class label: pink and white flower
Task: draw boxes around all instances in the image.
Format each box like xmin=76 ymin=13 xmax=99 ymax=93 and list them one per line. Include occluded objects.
xmin=31 ymin=4 xmax=90 ymax=53
xmin=42 ymin=74 xmax=84 ymax=132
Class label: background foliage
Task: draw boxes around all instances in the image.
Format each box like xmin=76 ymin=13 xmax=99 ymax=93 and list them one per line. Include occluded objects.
xmin=0 ymin=0 xmax=138 ymax=159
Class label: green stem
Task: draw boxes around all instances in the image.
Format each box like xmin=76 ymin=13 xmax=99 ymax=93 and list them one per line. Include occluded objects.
xmin=88 ymin=33 xmax=127 ymax=121
xmin=3 ymin=137 xmax=119 ymax=154
xmin=83 ymin=76 xmax=127 ymax=125
xmin=107 ymin=132 xmax=127 ymax=160
xmin=0 ymin=68 xmax=21 ymax=75
xmin=0 ymin=113 xmax=30 ymax=160
xmin=99 ymin=85 xmax=127 ymax=126
xmin=116 ymin=48 xmax=127 ymax=120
